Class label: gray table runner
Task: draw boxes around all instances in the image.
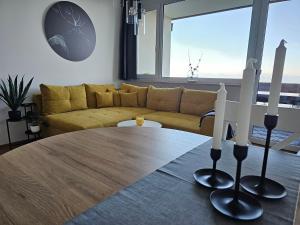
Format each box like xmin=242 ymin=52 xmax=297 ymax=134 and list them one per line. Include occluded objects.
xmin=66 ymin=140 xmax=300 ymax=225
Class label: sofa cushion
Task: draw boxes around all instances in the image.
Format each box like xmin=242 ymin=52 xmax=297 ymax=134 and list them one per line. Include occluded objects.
xmin=68 ymin=85 xmax=88 ymax=111
xmin=40 ymin=84 xmax=71 ymax=114
xmin=85 ymin=84 xmax=116 ymax=108
xmin=96 ymin=92 xmax=114 ymax=108
xmin=147 ymin=85 xmax=182 ymax=112
xmin=44 ymin=107 xmax=156 ymax=132
xmin=120 ymin=92 xmax=138 ymax=107
xmin=104 ymin=107 xmax=155 ymax=116
xmin=113 ymin=91 xmax=121 ymax=107
xmin=121 ymin=83 xmax=148 ymax=107
xmin=144 ymin=111 xmax=203 ymax=134
xmin=180 ymin=89 xmax=217 ymax=116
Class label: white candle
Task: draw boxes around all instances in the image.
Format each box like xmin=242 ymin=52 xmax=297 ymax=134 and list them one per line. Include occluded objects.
xmin=236 ymin=58 xmax=257 ymax=146
xmin=267 ymin=40 xmax=287 ymax=115
xmin=212 ymin=83 xmax=227 ymax=150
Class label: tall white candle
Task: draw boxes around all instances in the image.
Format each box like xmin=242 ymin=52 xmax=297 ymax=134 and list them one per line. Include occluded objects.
xmin=267 ymin=40 xmax=287 ymax=115
xmin=212 ymin=83 xmax=227 ymax=150
xmin=236 ymin=58 xmax=257 ymax=146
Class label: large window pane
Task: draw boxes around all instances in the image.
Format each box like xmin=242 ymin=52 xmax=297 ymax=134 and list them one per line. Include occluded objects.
xmin=260 ymin=0 xmax=300 ymax=84
xmin=137 ymin=10 xmax=157 ymax=75
xmin=163 ymin=3 xmax=252 ymax=78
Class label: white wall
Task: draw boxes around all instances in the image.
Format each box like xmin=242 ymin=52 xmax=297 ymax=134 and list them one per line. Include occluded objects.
xmin=0 ymin=0 xmax=120 ymax=145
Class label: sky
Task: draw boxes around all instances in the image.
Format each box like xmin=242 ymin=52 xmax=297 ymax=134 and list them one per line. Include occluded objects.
xmin=169 ymin=0 xmax=300 ymax=83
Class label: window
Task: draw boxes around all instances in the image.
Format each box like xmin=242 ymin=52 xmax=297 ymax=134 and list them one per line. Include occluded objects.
xmin=260 ymin=0 xmax=300 ymax=84
xmin=163 ymin=4 xmax=252 ymax=78
xmin=137 ymin=10 xmax=157 ymax=76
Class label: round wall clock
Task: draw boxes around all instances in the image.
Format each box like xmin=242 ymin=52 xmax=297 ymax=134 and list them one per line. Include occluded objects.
xmin=44 ymin=1 xmax=96 ymax=61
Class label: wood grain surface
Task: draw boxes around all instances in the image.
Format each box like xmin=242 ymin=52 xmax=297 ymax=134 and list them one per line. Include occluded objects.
xmin=0 ymin=127 xmax=209 ymax=225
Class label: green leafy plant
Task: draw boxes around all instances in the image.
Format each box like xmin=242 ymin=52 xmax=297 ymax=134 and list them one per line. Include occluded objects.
xmin=0 ymin=75 xmax=34 ymax=111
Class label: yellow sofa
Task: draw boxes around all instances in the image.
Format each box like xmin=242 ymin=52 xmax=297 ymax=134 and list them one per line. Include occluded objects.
xmin=33 ymin=83 xmax=217 ymax=137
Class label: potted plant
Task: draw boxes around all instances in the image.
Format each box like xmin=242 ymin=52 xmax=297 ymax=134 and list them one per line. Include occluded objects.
xmin=0 ymin=75 xmax=34 ymax=120
xmin=27 ymin=111 xmax=41 ymax=133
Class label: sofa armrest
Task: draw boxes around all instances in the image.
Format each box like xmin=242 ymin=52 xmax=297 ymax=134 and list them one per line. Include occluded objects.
xmin=199 ymin=111 xmax=215 ymax=136
xmin=199 ymin=111 xmax=234 ymax=139
xmin=199 ymin=110 xmax=215 ymax=128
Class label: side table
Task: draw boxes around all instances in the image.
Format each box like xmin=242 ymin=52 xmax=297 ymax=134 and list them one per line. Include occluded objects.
xmin=6 ymin=103 xmax=41 ymax=149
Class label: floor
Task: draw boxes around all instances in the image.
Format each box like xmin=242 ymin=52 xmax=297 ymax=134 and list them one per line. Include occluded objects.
xmin=0 ymin=145 xmax=12 ymax=155
xmin=0 ymin=142 xmax=26 ymax=155
xmin=253 ymin=126 xmax=300 ymax=147
xmin=297 ymin=188 xmax=300 ymax=225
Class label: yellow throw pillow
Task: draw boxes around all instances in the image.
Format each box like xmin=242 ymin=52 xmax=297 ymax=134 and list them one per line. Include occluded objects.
xmin=112 ymin=90 xmax=126 ymax=107
xmin=40 ymin=84 xmax=71 ymax=114
xmin=120 ymin=83 xmax=148 ymax=107
xmin=120 ymin=92 xmax=138 ymax=107
xmin=146 ymin=85 xmax=183 ymax=112
xmin=68 ymin=85 xmax=88 ymax=111
xmin=85 ymin=84 xmax=116 ymax=108
xmin=96 ymin=92 xmax=114 ymax=108
xmin=180 ymin=89 xmax=217 ymax=116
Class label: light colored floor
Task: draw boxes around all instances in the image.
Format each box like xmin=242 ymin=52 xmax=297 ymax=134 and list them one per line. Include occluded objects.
xmin=296 ymin=187 xmax=300 ymax=225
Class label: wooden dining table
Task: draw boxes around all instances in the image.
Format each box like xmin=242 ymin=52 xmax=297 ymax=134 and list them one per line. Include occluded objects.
xmin=0 ymin=127 xmax=210 ymax=225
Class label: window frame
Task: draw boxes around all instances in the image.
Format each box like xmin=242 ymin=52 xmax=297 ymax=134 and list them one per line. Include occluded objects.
xmin=138 ymin=0 xmax=286 ymax=84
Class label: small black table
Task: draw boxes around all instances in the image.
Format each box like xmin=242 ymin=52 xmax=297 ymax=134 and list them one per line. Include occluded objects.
xmin=6 ymin=103 xmax=41 ymax=149
xmin=6 ymin=118 xmax=41 ymax=149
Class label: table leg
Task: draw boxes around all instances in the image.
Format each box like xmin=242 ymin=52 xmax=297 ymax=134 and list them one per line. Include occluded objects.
xmin=6 ymin=121 xmax=12 ymax=149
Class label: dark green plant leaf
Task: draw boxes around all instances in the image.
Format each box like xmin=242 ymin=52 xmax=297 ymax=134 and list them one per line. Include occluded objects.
xmin=0 ymin=75 xmax=34 ymax=111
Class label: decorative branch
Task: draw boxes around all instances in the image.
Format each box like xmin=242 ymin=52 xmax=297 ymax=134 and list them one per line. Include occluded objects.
xmin=188 ymin=50 xmax=203 ymax=78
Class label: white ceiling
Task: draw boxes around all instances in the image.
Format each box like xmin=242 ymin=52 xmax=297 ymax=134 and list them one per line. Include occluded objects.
xmin=164 ymin=0 xmax=286 ymax=20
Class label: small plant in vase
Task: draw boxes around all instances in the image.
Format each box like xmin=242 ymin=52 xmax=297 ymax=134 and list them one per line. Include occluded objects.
xmin=0 ymin=75 xmax=34 ymax=120
xmin=188 ymin=50 xmax=202 ymax=81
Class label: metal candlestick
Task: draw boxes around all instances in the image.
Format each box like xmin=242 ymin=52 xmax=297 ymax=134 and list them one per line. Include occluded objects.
xmin=194 ymin=148 xmax=234 ymax=190
xmin=240 ymin=114 xmax=287 ymax=199
xmin=210 ymin=145 xmax=263 ymax=221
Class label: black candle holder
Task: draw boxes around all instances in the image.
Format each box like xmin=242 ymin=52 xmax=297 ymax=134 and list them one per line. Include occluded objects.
xmin=240 ymin=114 xmax=287 ymax=199
xmin=194 ymin=148 xmax=234 ymax=190
xmin=210 ymin=145 xmax=263 ymax=221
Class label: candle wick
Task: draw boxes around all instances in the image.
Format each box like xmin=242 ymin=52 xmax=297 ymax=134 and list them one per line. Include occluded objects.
xmin=280 ymin=39 xmax=287 ymax=47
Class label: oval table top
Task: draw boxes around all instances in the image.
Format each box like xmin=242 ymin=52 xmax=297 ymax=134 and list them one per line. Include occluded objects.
xmin=0 ymin=127 xmax=210 ymax=225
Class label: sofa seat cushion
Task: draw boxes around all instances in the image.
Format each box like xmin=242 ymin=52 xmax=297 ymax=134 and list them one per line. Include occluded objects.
xmin=45 ymin=109 xmax=130 ymax=132
xmin=104 ymin=107 xmax=156 ymax=116
xmin=143 ymin=111 xmax=202 ymax=134
xmin=44 ymin=107 xmax=156 ymax=132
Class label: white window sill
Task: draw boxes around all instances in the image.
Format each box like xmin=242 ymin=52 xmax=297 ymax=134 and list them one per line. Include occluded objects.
xmin=133 ymin=76 xmax=242 ymax=86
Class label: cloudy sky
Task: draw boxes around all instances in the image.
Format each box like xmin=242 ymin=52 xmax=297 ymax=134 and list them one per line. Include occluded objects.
xmin=169 ymin=0 xmax=300 ymax=83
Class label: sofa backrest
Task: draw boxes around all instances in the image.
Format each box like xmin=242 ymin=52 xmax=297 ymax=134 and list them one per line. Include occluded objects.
xmin=146 ymin=85 xmax=183 ymax=112
xmin=180 ymin=88 xmax=217 ymax=116
xmin=34 ymin=83 xmax=217 ymax=117
xmin=40 ymin=84 xmax=87 ymax=115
